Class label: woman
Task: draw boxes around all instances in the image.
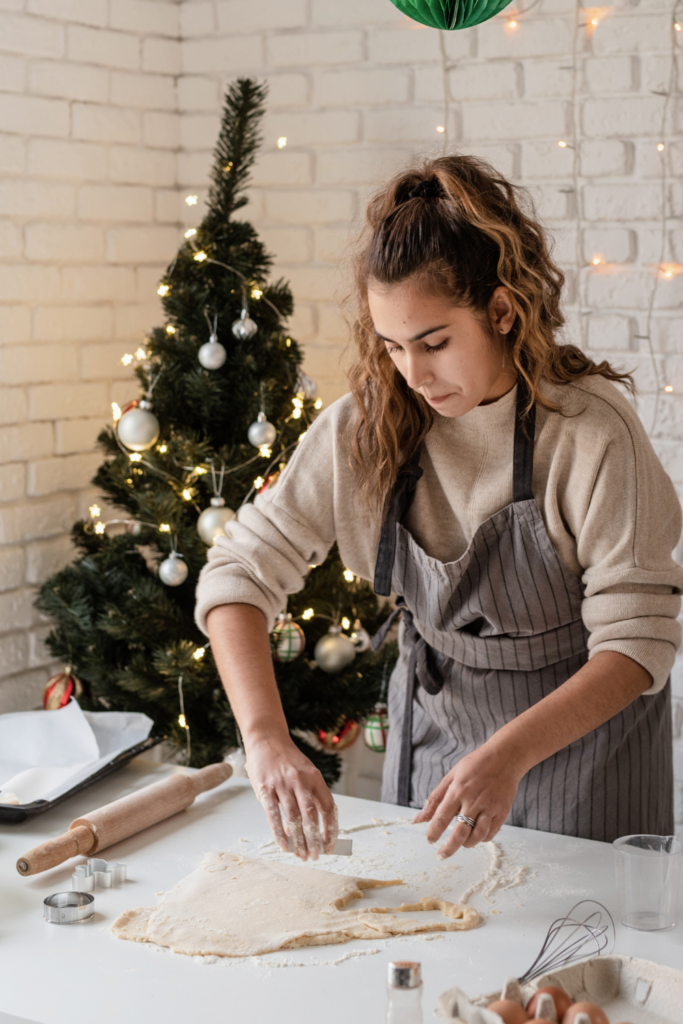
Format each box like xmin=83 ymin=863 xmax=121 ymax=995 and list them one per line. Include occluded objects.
xmin=198 ymin=156 xmax=683 ymax=862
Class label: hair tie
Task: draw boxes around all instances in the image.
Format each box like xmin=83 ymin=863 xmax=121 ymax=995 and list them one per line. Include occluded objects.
xmin=407 ymin=178 xmax=444 ymax=201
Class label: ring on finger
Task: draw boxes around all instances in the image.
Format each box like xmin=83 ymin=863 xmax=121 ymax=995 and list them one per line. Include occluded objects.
xmin=453 ymin=813 xmax=476 ymax=829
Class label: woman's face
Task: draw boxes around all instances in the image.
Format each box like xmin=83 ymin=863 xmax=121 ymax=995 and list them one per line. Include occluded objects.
xmin=367 ymin=277 xmax=517 ymax=418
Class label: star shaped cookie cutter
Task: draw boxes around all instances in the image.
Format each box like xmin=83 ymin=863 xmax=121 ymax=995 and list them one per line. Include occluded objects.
xmin=72 ymin=857 xmax=127 ymax=892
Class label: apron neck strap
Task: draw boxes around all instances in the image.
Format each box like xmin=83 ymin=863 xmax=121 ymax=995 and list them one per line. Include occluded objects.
xmin=513 ymin=377 xmax=536 ymax=503
xmin=373 ymin=449 xmax=423 ymax=596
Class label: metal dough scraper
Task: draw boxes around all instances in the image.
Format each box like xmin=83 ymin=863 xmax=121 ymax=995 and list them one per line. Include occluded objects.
xmin=286 ymin=837 xmax=352 ymax=855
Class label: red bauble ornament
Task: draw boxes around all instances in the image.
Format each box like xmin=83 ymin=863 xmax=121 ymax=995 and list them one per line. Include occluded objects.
xmin=43 ymin=669 xmax=83 ymax=710
xmin=318 ymin=719 xmax=360 ymax=752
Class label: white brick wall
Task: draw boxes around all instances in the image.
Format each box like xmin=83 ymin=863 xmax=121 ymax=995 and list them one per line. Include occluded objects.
xmin=0 ymin=0 xmax=179 ymax=712
xmin=1 ymin=0 xmax=682 ymax=822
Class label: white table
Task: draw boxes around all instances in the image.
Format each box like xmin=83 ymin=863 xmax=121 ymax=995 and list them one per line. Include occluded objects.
xmin=1 ymin=759 xmax=681 ymax=1024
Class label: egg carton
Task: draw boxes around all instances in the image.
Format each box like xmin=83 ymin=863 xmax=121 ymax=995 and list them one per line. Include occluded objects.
xmin=437 ymin=955 xmax=683 ymax=1024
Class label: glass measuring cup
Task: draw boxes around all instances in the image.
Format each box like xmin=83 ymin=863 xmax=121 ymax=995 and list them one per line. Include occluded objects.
xmin=613 ymin=834 xmax=682 ymax=931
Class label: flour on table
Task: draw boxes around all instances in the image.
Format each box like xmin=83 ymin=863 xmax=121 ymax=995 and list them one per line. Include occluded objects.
xmin=458 ymin=841 xmax=528 ymax=904
xmin=111 ymin=851 xmax=479 ymax=958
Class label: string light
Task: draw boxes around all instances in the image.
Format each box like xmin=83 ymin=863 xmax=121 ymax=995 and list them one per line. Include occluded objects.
xmin=591 ymin=256 xmax=604 ymax=266
xmin=506 ymin=18 xmax=518 ymax=29
xmin=178 ymin=713 xmax=187 ymax=728
xmin=89 ymin=504 xmax=101 ymax=518
xmin=185 ymin=195 xmax=198 ymax=206
xmin=436 ymin=125 xmax=445 ymax=133
xmin=182 ymin=488 xmax=193 ymax=500
xmin=314 ymin=399 xmax=323 ymax=410
xmin=158 ymin=444 xmax=168 ymax=454
xmin=129 ymin=453 xmax=142 ymax=463
xmin=253 ymin=476 xmax=265 ymax=490
xmin=298 ymin=431 xmax=307 ymax=442
xmin=657 ymin=143 xmax=665 ymax=151
xmin=135 ymin=347 xmax=147 ymax=360
xmin=302 ymin=608 xmax=314 ymax=620
xmin=341 ymin=617 xmax=351 ymax=630
xmin=224 ymin=161 xmax=233 ymax=172
xmin=292 ymin=397 xmax=303 ymax=408
xmin=258 ymin=445 xmax=272 ymax=458
xmin=558 ymin=140 xmax=568 ymax=148
xmin=664 ymin=385 xmax=674 ymax=392
xmin=590 ymin=16 xmax=599 ymax=25
xmin=343 ymin=569 xmax=354 ymax=582
xmin=95 ymin=522 xmax=106 ymax=535
xmin=184 ymin=228 xmax=197 ymax=238
xmin=194 ymin=466 xmax=207 ymax=475
xmin=674 ymin=20 xmax=681 ymax=29
xmin=111 ymin=402 xmax=122 ymax=421
xmin=193 ymin=647 xmax=206 ymax=660
xmin=277 ymin=136 xmax=287 ymax=148
xmin=121 ymin=353 xmax=134 ymax=365
xmin=159 ymin=523 xmax=171 ymax=532
xmin=166 ymin=325 xmax=176 ymax=334
xmin=251 ymin=287 xmax=263 ymax=299
xmin=194 ymin=251 xmax=207 ymax=262
xmin=157 ymin=284 xmax=169 ymax=296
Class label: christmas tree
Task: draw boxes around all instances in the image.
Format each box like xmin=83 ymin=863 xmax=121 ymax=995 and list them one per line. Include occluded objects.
xmin=36 ymin=79 xmax=394 ymax=781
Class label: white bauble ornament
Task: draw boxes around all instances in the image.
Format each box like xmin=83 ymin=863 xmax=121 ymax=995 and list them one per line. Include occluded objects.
xmin=248 ymin=411 xmax=277 ymax=448
xmin=158 ymin=552 xmax=188 ymax=587
xmin=232 ymin=309 xmax=258 ymax=340
xmin=197 ymin=496 xmax=234 ymax=545
xmin=314 ymin=625 xmax=356 ymax=674
xmin=198 ymin=334 xmax=227 ymax=370
xmin=117 ymin=400 xmax=160 ymax=452
xmin=272 ymin=613 xmax=305 ymax=663
xmin=350 ymin=619 xmax=371 ymax=652
xmin=296 ymin=372 xmax=317 ymax=399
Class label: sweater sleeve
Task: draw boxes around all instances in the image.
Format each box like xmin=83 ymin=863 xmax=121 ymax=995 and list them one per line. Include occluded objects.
xmin=575 ymin=392 xmax=683 ymax=694
xmin=194 ymin=402 xmax=342 ymax=636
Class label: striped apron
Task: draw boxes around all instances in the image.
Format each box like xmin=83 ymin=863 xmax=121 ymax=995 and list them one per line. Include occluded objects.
xmin=373 ymin=383 xmax=673 ymax=842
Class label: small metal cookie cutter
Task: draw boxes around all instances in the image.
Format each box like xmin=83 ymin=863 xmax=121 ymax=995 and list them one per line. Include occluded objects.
xmin=44 ymin=891 xmax=95 ymax=924
xmin=72 ymin=858 xmax=127 ymax=892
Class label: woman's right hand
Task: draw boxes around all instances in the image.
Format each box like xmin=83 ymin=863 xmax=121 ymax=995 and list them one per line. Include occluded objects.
xmin=245 ymin=734 xmax=338 ymax=861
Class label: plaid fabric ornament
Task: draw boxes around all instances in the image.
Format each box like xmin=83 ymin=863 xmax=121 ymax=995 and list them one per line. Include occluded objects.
xmin=271 ymin=613 xmax=305 ymax=663
xmin=362 ymin=704 xmax=389 ymax=753
xmin=389 ymin=0 xmax=513 ymax=30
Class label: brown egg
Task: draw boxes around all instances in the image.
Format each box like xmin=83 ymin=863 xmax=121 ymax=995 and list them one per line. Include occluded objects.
xmin=487 ymin=999 xmax=530 ymax=1024
xmin=528 ymin=987 xmax=573 ymax=1019
xmin=562 ymin=1003 xmax=610 ymax=1024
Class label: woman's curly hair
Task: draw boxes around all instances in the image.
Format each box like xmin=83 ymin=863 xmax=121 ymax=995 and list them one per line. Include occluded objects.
xmin=347 ymin=153 xmax=633 ymax=511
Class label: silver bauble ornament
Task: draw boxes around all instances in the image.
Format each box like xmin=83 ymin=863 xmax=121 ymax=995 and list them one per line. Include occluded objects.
xmin=158 ymin=552 xmax=188 ymax=587
xmin=198 ymin=334 xmax=227 ymax=370
xmin=296 ymin=372 xmax=317 ymax=399
xmin=197 ymin=496 xmax=235 ymax=545
xmin=272 ymin=613 xmax=305 ymax=663
xmin=314 ymin=625 xmax=356 ymax=674
xmin=350 ymin=619 xmax=371 ymax=652
xmin=117 ymin=400 xmax=160 ymax=452
xmin=248 ymin=411 xmax=277 ymax=448
xmin=232 ymin=309 xmax=258 ymax=340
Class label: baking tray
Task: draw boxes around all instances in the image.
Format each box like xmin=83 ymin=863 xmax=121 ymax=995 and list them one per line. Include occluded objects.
xmin=437 ymin=954 xmax=683 ymax=1024
xmin=0 ymin=736 xmax=162 ymax=824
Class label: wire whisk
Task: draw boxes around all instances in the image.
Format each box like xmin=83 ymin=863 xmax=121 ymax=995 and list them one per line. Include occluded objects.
xmin=517 ymin=900 xmax=615 ymax=985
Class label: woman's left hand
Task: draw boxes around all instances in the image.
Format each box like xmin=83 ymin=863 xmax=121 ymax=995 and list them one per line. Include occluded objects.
xmin=413 ymin=741 xmax=524 ymax=858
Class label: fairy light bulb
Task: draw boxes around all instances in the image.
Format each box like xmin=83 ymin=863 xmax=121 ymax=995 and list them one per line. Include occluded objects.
xmin=178 ymin=714 xmax=187 ymax=728
xmin=184 ymin=228 xmax=197 ymax=238
xmin=89 ymin=504 xmax=101 ymax=518
xmin=185 ymin=195 xmax=198 ymax=206
xmin=193 ymin=647 xmax=205 ymax=660
xmin=507 ymin=18 xmax=518 ymax=29
xmin=657 ymin=143 xmax=665 ymax=152
xmin=121 ymin=353 xmax=133 ymax=365
xmin=674 ymin=21 xmax=681 ymax=30
xmin=251 ymin=287 xmax=263 ymax=300
xmin=129 ymin=453 xmax=142 ymax=463
xmin=182 ymin=488 xmax=192 ymax=501
xmin=253 ymin=476 xmax=265 ymax=490
xmin=341 ymin=617 xmax=351 ymax=630
xmin=166 ymin=325 xmax=176 ymax=334
xmin=112 ymin=402 xmax=122 ymax=422
xmin=285 ymin=338 xmax=291 ymax=347
xmin=158 ymin=444 xmax=168 ymax=454
xmin=194 ymin=466 xmax=207 ymax=475
xmin=95 ymin=522 xmax=106 ymax=535
xmin=558 ymin=140 xmax=568 ymax=148
xmin=591 ymin=256 xmax=604 ymax=266
xmin=664 ymin=385 xmax=674 ymax=392
xmin=158 ymin=284 xmax=169 ymax=296
xmin=298 ymin=431 xmax=307 ymax=442
xmin=159 ymin=523 xmax=171 ymax=533
xmin=302 ymin=608 xmax=314 ymax=620
xmin=590 ymin=17 xmax=599 ymax=26
xmin=277 ymin=137 xmax=287 ymax=148
xmin=258 ymin=445 xmax=272 ymax=458
xmin=436 ymin=125 xmax=445 ymax=133
xmin=194 ymin=251 xmax=207 ymax=262
xmin=343 ymin=569 xmax=354 ymax=582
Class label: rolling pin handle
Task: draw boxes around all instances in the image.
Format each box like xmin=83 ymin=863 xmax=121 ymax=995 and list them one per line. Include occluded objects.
xmin=16 ymin=824 xmax=95 ymax=876
xmin=191 ymin=762 xmax=232 ymax=795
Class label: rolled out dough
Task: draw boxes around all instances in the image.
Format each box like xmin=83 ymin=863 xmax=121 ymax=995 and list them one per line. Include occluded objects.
xmin=112 ymin=851 xmax=480 ymax=958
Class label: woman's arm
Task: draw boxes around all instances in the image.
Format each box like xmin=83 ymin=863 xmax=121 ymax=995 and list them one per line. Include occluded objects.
xmin=207 ymin=602 xmax=337 ymax=861
xmin=414 ymin=651 xmax=652 ymax=857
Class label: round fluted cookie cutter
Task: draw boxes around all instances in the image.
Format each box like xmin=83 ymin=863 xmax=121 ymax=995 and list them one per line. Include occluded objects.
xmin=44 ymin=891 xmax=95 ymax=924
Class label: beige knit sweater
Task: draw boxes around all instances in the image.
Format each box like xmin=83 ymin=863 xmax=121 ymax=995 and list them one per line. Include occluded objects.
xmin=196 ymin=375 xmax=683 ymax=695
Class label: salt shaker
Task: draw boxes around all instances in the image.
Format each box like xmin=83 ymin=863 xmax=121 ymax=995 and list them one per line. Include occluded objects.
xmin=387 ymin=961 xmax=422 ymax=1023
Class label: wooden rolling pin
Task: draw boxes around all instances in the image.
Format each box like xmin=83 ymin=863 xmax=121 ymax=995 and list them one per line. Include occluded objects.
xmin=16 ymin=762 xmax=232 ymax=876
